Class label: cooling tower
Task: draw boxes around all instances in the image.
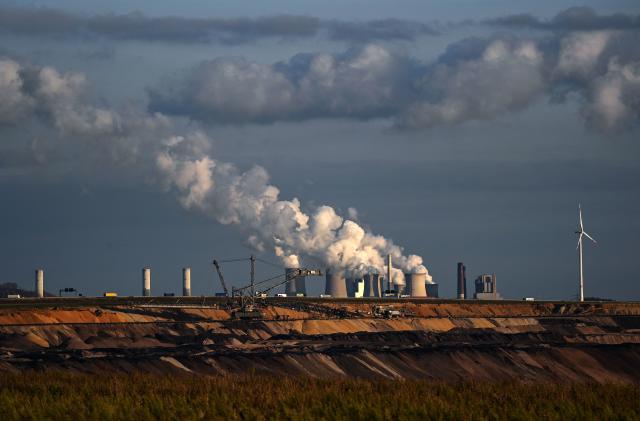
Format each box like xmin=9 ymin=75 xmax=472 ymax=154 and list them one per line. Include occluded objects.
xmin=405 ymin=272 xmax=428 ymax=297
xmin=325 ymin=269 xmax=347 ymax=298
xmin=285 ymin=268 xmax=306 ymax=296
xmin=182 ymin=267 xmax=191 ymax=296
xmin=347 ymin=278 xmax=364 ymax=297
xmin=142 ymin=267 xmax=151 ymax=297
xmin=35 ymin=269 xmax=44 ymax=298
xmin=426 ymin=283 xmax=439 ymax=298
xmin=363 ymin=273 xmax=381 ymax=297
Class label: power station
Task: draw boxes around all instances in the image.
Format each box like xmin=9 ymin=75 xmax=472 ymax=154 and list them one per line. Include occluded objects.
xmin=12 ymin=242 xmax=535 ymax=302
xmin=15 ymin=204 xmax=602 ymax=302
xmin=21 ymin=259 xmax=519 ymax=303
xmin=18 ymin=259 xmax=444 ymax=300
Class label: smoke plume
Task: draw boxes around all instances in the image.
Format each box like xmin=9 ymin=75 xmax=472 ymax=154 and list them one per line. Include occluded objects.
xmin=155 ymin=132 xmax=430 ymax=281
xmin=0 ymin=55 xmax=431 ymax=281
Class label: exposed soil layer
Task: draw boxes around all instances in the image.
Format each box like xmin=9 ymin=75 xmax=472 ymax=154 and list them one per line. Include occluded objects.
xmin=1 ymin=300 xmax=639 ymax=382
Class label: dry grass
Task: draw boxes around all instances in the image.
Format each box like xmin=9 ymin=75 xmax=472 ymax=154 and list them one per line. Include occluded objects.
xmin=0 ymin=372 xmax=638 ymax=420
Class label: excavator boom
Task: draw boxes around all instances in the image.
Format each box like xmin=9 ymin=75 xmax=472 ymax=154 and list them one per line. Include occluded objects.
xmin=212 ymin=260 xmax=230 ymax=296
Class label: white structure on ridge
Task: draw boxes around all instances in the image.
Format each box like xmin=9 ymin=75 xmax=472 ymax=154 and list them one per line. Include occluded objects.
xmin=575 ymin=204 xmax=597 ymax=302
xmin=182 ymin=267 xmax=191 ymax=297
xmin=142 ymin=267 xmax=151 ymax=297
xmin=35 ymin=269 xmax=44 ymax=298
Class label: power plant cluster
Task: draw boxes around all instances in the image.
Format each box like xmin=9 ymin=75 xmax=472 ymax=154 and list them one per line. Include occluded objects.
xmin=24 ymin=259 xmax=508 ymax=301
xmin=14 ymin=206 xmax=595 ymax=303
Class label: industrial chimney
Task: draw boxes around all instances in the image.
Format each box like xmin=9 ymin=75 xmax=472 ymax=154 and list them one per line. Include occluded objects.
xmin=35 ymin=269 xmax=44 ymax=298
xmin=182 ymin=267 xmax=191 ymax=296
xmin=325 ymin=269 xmax=348 ymax=298
xmin=387 ymin=254 xmax=393 ymax=294
xmin=405 ymin=272 xmax=428 ymax=297
xmin=142 ymin=267 xmax=151 ymax=297
xmin=457 ymin=262 xmax=466 ymax=299
xmin=363 ymin=273 xmax=381 ymax=297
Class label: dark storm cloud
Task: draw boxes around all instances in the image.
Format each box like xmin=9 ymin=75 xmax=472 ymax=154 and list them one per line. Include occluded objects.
xmin=0 ymin=6 xmax=437 ymax=44
xmin=0 ymin=7 xmax=318 ymax=44
xmin=326 ymin=19 xmax=439 ymax=42
xmin=487 ymin=6 xmax=640 ymax=31
xmin=147 ymin=30 xmax=640 ymax=133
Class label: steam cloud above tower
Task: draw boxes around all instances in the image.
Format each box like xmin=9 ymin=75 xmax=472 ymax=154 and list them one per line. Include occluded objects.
xmin=155 ymin=131 xmax=430 ymax=283
xmin=0 ymin=56 xmax=430 ymax=283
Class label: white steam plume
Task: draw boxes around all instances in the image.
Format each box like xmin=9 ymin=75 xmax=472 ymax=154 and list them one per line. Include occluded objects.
xmin=155 ymin=132 xmax=430 ymax=280
xmin=0 ymin=56 xmax=431 ymax=282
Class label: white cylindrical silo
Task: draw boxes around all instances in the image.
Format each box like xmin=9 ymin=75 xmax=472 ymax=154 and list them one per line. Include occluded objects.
xmin=363 ymin=273 xmax=381 ymax=297
xmin=35 ymin=269 xmax=44 ymax=298
xmin=405 ymin=272 xmax=427 ymax=297
xmin=325 ymin=269 xmax=347 ymax=298
xmin=182 ymin=267 xmax=191 ymax=296
xmin=142 ymin=267 xmax=151 ymax=297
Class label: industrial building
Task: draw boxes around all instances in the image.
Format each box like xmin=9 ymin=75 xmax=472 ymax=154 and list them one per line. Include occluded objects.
xmin=474 ymin=274 xmax=502 ymax=300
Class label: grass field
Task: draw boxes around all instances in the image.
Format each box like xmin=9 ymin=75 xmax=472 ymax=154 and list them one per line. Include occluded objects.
xmin=0 ymin=373 xmax=638 ymax=420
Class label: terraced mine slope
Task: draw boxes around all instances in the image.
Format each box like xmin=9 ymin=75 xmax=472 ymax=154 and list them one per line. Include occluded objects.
xmin=1 ymin=299 xmax=639 ymax=382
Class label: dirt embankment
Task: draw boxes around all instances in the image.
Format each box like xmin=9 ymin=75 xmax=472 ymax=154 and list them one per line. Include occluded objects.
xmin=1 ymin=301 xmax=639 ymax=382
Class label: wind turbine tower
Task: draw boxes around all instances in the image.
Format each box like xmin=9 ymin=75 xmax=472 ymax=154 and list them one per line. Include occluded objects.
xmin=575 ymin=204 xmax=597 ymax=302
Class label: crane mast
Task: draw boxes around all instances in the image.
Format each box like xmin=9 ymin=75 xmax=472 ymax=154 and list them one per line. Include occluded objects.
xmin=212 ymin=260 xmax=230 ymax=296
xmin=211 ymin=255 xmax=322 ymax=319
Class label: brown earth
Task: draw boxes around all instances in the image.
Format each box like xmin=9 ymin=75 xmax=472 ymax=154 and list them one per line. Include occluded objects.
xmin=1 ymin=300 xmax=639 ymax=382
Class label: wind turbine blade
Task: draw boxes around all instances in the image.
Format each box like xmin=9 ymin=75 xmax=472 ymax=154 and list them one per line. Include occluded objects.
xmin=576 ymin=233 xmax=583 ymax=250
xmin=579 ymin=205 xmax=584 ymax=231
xmin=583 ymin=232 xmax=597 ymax=244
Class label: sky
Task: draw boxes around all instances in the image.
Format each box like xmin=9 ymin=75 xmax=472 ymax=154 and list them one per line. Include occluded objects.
xmin=1 ymin=1 xmax=639 ymax=300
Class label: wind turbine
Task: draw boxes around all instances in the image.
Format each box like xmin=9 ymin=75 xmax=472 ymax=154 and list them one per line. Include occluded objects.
xmin=575 ymin=204 xmax=596 ymax=302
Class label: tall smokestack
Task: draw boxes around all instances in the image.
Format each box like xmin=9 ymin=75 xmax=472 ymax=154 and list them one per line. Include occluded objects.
xmin=457 ymin=262 xmax=465 ymax=299
xmin=182 ymin=267 xmax=191 ymax=296
xmin=142 ymin=267 xmax=151 ymax=297
xmin=325 ymin=269 xmax=348 ymax=298
xmin=463 ymin=265 xmax=467 ymax=298
xmin=387 ymin=254 xmax=392 ymax=294
xmin=35 ymin=269 xmax=44 ymax=298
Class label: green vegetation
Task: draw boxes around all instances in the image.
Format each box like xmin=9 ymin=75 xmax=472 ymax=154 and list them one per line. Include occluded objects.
xmin=0 ymin=373 xmax=638 ymax=420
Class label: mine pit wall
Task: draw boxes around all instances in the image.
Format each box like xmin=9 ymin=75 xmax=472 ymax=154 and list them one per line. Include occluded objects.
xmin=1 ymin=301 xmax=640 ymax=382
